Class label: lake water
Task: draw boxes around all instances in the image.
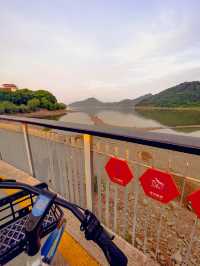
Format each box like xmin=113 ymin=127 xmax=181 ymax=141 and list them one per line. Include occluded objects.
xmin=58 ymin=108 xmax=200 ymax=137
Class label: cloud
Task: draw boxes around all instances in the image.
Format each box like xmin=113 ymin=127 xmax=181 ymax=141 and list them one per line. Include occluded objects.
xmin=0 ymin=2 xmax=200 ymax=103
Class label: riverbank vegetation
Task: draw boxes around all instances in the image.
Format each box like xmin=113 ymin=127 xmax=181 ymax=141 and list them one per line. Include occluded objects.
xmin=0 ymin=89 xmax=66 ymax=114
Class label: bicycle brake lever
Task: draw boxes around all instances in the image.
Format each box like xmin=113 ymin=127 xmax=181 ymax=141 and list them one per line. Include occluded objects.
xmin=80 ymin=210 xmax=114 ymax=241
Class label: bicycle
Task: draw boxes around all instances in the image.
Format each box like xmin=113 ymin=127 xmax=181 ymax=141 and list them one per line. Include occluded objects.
xmin=0 ymin=179 xmax=128 ymax=266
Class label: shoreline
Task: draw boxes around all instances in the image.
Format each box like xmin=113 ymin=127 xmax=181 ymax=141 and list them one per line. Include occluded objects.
xmin=14 ymin=108 xmax=69 ymax=118
xmin=135 ymin=106 xmax=200 ymax=111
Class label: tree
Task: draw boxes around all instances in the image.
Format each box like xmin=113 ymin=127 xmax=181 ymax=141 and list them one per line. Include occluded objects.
xmin=0 ymin=91 xmax=11 ymax=102
xmin=47 ymin=102 xmax=57 ymax=110
xmin=2 ymin=101 xmax=19 ymax=113
xmin=34 ymin=90 xmax=57 ymax=103
xmin=40 ymin=97 xmax=50 ymax=109
xmin=0 ymin=104 xmax=5 ymax=114
xmin=11 ymin=89 xmax=34 ymax=105
xmin=54 ymin=102 xmax=66 ymax=110
xmin=18 ymin=104 xmax=31 ymax=113
xmin=0 ymin=88 xmax=65 ymax=114
xmin=27 ymin=98 xmax=40 ymax=111
xmin=40 ymin=98 xmax=66 ymax=110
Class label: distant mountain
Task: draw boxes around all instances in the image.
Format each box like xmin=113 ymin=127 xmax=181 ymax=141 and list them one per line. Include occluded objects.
xmin=136 ymin=81 xmax=200 ymax=108
xmin=70 ymin=94 xmax=152 ymax=109
xmin=69 ymin=97 xmax=103 ymax=108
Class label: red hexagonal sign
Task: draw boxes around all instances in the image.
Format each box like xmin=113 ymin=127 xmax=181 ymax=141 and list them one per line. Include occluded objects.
xmin=105 ymin=157 xmax=133 ymax=186
xmin=140 ymin=168 xmax=180 ymax=204
xmin=187 ymin=190 xmax=200 ymax=218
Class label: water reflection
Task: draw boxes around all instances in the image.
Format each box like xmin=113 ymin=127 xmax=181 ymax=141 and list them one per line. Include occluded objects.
xmin=55 ymin=107 xmax=200 ymax=136
xmin=135 ymin=109 xmax=200 ymax=133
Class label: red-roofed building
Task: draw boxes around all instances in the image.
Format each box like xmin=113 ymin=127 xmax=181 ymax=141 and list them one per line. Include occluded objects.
xmin=0 ymin=84 xmax=18 ymax=92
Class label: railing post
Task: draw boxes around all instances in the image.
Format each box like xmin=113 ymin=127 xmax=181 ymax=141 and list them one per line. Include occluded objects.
xmin=83 ymin=134 xmax=93 ymax=211
xmin=22 ymin=123 xmax=35 ymax=177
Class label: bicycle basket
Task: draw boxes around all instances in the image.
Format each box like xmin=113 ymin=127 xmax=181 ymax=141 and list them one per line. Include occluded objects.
xmin=0 ymin=183 xmax=63 ymax=265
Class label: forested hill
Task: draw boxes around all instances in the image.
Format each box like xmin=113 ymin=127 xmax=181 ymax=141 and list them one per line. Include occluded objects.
xmin=0 ymin=89 xmax=66 ymax=114
xmin=136 ymin=81 xmax=200 ymax=108
xmin=70 ymin=94 xmax=152 ymax=108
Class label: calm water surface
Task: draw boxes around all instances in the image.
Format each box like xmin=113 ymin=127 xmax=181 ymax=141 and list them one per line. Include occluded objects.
xmin=58 ymin=108 xmax=200 ymax=137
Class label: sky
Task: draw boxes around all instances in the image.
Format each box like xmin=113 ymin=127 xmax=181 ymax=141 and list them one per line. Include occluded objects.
xmin=0 ymin=0 xmax=200 ymax=103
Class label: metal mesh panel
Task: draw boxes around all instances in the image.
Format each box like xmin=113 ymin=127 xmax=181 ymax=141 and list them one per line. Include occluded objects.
xmin=0 ymin=216 xmax=27 ymax=256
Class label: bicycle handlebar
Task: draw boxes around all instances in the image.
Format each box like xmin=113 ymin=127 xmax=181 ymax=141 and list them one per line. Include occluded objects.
xmin=0 ymin=181 xmax=128 ymax=266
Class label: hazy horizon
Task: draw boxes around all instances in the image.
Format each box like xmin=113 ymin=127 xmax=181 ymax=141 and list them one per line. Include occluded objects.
xmin=1 ymin=1 xmax=200 ymax=104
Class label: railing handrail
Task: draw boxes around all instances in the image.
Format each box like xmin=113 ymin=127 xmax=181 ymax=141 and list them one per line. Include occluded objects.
xmin=0 ymin=115 xmax=200 ymax=155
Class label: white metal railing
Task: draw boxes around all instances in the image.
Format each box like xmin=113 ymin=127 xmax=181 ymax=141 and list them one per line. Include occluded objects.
xmin=0 ymin=116 xmax=200 ymax=265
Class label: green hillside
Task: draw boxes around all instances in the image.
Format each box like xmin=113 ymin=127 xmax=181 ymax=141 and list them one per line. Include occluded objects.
xmin=136 ymin=81 xmax=200 ymax=108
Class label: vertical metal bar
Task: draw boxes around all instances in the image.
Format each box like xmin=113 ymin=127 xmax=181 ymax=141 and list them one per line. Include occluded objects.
xmin=70 ymin=138 xmax=78 ymax=204
xmin=56 ymin=144 xmax=65 ymax=197
xmin=37 ymin=131 xmax=47 ymax=181
xmin=79 ymin=146 xmax=86 ymax=208
xmin=66 ymin=145 xmax=74 ymax=203
xmin=83 ymin=134 xmax=93 ymax=211
xmin=105 ymin=180 xmax=110 ymax=227
xmin=60 ymin=138 xmax=70 ymax=201
xmin=47 ymin=135 xmax=56 ymax=190
xmin=72 ymin=145 xmax=80 ymax=204
xmin=77 ymin=146 xmax=84 ymax=207
xmin=62 ymin=158 xmax=70 ymax=201
xmin=113 ymin=146 xmax=119 ymax=232
xmin=143 ymin=201 xmax=149 ymax=253
xmin=61 ymin=138 xmax=70 ymax=201
xmin=45 ymin=134 xmax=53 ymax=187
xmin=123 ymin=148 xmax=130 ymax=237
xmin=69 ymin=137 xmax=76 ymax=203
xmin=180 ymin=178 xmax=186 ymax=206
xmin=22 ymin=123 xmax=35 ymax=177
xmin=75 ymin=146 xmax=81 ymax=205
xmin=132 ymin=164 xmax=140 ymax=246
xmin=97 ymin=176 xmax=102 ymax=220
xmin=53 ymin=140 xmax=61 ymax=194
xmin=113 ymin=185 xmax=118 ymax=232
xmin=180 ymin=162 xmax=189 ymax=206
xmin=155 ymin=206 xmax=163 ymax=259
xmin=123 ymin=186 xmax=129 ymax=237
xmin=96 ymin=155 xmax=102 ymax=220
